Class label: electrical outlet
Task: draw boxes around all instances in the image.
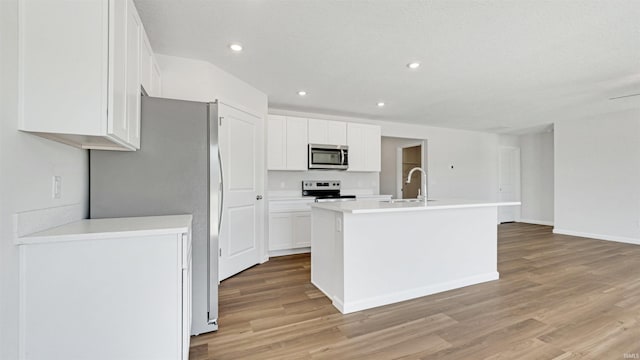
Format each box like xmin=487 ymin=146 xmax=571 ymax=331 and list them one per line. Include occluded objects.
xmin=336 ymin=217 xmax=342 ymax=233
xmin=52 ymin=176 xmax=62 ymax=199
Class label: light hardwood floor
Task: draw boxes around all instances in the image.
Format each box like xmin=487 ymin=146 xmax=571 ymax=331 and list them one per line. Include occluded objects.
xmin=190 ymin=223 xmax=640 ymax=359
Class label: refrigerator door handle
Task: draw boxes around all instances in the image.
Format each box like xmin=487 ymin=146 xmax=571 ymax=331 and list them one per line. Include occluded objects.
xmin=218 ymin=149 xmax=224 ymax=231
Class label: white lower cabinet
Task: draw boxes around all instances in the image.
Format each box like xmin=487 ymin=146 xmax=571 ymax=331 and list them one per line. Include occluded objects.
xmin=269 ymin=212 xmax=294 ymax=250
xmin=269 ymin=199 xmax=313 ymax=253
xmin=16 ymin=215 xmax=192 ymax=360
xmin=292 ymin=212 xmax=312 ymax=248
xmin=269 ymin=211 xmax=311 ymax=251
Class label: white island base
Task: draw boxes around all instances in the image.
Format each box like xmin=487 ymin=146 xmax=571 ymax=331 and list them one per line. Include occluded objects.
xmin=311 ymin=200 xmax=518 ymax=314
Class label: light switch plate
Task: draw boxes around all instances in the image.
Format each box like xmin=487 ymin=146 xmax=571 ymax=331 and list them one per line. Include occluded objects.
xmin=52 ymin=176 xmax=62 ymax=199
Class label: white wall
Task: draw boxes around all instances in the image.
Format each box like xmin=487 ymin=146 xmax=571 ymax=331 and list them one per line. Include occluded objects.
xmin=519 ymin=131 xmax=554 ymax=225
xmin=157 ymin=54 xmax=267 ymax=116
xmin=554 ymin=109 xmax=640 ymax=244
xmin=271 ymin=109 xmax=499 ymax=202
xmin=1 ymin=2 xmax=89 ymax=358
xmin=268 ymin=171 xmax=379 ymax=196
xmin=499 ymin=134 xmax=520 ymax=148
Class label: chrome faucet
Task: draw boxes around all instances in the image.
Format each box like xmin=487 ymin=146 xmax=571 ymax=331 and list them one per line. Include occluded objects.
xmin=406 ymin=167 xmax=427 ymax=204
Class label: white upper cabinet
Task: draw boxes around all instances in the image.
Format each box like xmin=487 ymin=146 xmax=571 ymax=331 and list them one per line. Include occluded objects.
xmin=267 ymin=115 xmax=308 ymax=170
xmin=125 ymin=0 xmax=142 ymax=148
xmin=285 ymin=117 xmax=308 ymax=170
xmin=151 ymin=59 xmax=162 ymax=97
xmin=18 ymin=0 xmax=159 ymax=151
xmin=267 ymin=115 xmax=286 ymax=169
xmin=308 ymin=119 xmax=346 ymax=145
xmin=140 ymin=33 xmax=154 ymax=96
xmin=347 ymin=123 xmax=381 ymax=172
xmin=140 ymin=28 xmax=162 ymax=97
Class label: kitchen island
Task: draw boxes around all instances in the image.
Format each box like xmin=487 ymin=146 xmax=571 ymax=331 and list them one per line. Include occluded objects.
xmin=310 ymin=199 xmax=520 ymax=314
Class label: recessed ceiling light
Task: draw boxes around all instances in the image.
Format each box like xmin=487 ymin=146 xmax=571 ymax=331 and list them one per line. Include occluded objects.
xmin=377 ymin=102 xmax=385 ymax=107
xmin=229 ymin=43 xmax=243 ymax=52
xmin=407 ymin=62 xmax=420 ymax=69
xmin=298 ymin=90 xmax=307 ymax=96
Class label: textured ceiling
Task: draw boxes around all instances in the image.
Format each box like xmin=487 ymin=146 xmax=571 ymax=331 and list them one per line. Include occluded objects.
xmin=134 ymin=0 xmax=640 ymax=132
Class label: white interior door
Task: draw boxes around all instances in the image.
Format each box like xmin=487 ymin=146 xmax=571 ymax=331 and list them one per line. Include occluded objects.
xmin=218 ymin=103 xmax=263 ymax=280
xmin=498 ymin=146 xmax=521 ymax=223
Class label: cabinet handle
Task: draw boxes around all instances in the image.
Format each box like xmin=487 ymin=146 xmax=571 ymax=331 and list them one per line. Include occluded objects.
xmin=256 ymin=195 xmax=263 ymax=200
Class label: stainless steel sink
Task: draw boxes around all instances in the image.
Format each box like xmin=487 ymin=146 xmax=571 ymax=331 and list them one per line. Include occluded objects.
xmin=382 ymin=198 xmax=424 ymax=203
xmin=381 ymin=199 xmax=437 ymax=204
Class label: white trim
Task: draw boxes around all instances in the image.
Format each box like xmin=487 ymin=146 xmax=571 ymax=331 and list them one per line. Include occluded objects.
xmin=553 ymin=228 xmax=640 ymax=246
xmin=337 ymin=272 xmax=499 ymax=314
xmin=518 ymin=219 xmax=554 ymax=226
xmin=268 ymin=247 xmax=310 ymax=258
xmin=310 ymin=279 xmax=332 ymax=300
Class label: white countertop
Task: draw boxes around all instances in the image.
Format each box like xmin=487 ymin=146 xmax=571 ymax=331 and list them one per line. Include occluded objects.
xmin=16 ymin=215 xmax=193 ymax=245
xmin=310 ymin=199 xmax=521 ymax=214
xmin=268 ymin=194 xmax=393 ymax=201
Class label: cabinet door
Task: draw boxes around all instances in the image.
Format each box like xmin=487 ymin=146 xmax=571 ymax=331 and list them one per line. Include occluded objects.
xmin=364 ymin=125 xmax=381 ymax=172
xmin=151 ymin=60 xmax=162 ymax=97
xmin=108 ymin=0 xmax=128 ymax=143
xmin=292 ymin=213 xmax=311 ymax=248
xmin=267 ymin=115 xmax=286 ymax=170
xmin=181 ymin=236 xmax=192 ymax=360
xmin=125 ymin=0 xmax=142 ymax=149
xmin=268 ymin=213 xmax=293 ymax=250
xmin=286 ymin=117 xmax=308 ymax=170
xmin=347 ymin=123 xmax=365 ymax=171
xmin=19 ymin=0 xmax=108 ymax=136
xmin=326 ymin=120 xmax=347 ymax=145
xmin=308 ymin=119 xmax=327 ymax=144
xmin=140 ymin=33 xmax=153 ymax=96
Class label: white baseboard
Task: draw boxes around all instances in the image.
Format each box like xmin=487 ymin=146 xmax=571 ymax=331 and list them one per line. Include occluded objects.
xmin=337 ymin=272 xmax=500 ymax=314
xmin=268 ymin=247 xmax=310 ymax=258
xmin=553 ymin=228 xmax=640 ymax=246
xmin=518 ymin=219 xmax=554 ymax=226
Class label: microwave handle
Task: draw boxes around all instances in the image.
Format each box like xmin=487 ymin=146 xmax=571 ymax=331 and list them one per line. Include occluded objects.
xmin=341 ymin=148 xmax=346 ymax=165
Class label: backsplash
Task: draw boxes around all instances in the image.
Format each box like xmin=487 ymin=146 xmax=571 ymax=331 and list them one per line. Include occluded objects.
xmin=267 ymin=171 xmax=380 ymax=196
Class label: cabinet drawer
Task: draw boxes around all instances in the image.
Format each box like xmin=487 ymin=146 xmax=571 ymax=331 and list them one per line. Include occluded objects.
xmin=269 ymin=200 xmax=314 ymax=212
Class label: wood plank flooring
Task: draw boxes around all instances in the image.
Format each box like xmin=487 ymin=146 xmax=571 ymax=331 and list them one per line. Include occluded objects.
xmin=190 ymin=223 xmax=640 ymax=359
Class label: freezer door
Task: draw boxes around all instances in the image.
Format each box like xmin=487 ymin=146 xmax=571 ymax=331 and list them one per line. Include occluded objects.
xmin=207 ymin=102 xmax=220 ymax=326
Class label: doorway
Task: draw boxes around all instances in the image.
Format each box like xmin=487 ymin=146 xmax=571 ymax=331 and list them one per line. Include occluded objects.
xmin=498 ymin=146 xmax=521 ymax=223
xmin=401 ymin=145 xmax=423 ymax=199
xmin=379 ymin=137 xmax=427 ymax=199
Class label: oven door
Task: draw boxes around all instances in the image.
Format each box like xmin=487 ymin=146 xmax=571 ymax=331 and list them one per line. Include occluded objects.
xmin=308 ymin=144 xmax=348 ymax=170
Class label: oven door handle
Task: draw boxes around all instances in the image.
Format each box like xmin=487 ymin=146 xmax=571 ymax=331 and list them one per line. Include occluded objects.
xmin=341 ymin=148 xmax=348 ymax=167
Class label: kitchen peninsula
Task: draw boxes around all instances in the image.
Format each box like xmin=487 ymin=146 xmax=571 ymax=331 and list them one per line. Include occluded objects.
xmin=310 ymin=199 xmax=520 ymax=313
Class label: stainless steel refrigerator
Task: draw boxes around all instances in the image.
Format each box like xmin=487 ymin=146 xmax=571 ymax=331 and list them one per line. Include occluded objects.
xmin=90 ymin=96 xmax=220 ymax=335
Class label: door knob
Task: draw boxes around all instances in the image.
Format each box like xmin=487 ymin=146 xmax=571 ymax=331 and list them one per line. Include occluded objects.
xmin=256 ymin=195 xmax=263 ymax=200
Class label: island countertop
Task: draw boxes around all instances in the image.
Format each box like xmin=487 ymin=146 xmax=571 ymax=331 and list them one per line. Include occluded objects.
xmin=310 ymin=199 xmax=520 ymax=214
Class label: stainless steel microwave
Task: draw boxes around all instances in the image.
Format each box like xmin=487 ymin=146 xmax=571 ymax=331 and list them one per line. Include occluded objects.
xmin=308 ymin=144 xmax=349 ymax=170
